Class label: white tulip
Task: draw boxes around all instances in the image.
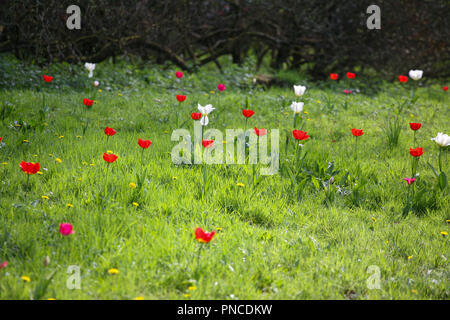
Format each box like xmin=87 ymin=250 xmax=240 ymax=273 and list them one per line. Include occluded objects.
xmin=431 ymin=132 xmax=450 ymax=147
xmin=293 ymin=85 xmax=306 ymax=97
xmin=408 ymin=69 xmax=423 ymax=81
xmin=290 ymin=102 xmax=304 ymax=114
xmin=198 ymin=104 xmax=215 ymax=126
xmin=84 ymin=62 xmax=96 ymax=78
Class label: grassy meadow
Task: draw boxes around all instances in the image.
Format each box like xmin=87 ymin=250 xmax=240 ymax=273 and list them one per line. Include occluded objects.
xmin=0 ymin=56 xmax=448 ymax=300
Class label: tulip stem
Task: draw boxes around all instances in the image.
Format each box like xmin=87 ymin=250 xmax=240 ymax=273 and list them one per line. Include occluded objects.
xmin=105 ymin=163 xmax=110 ymax=197
xmin=195 ymin=245 xmax=204 ymax=278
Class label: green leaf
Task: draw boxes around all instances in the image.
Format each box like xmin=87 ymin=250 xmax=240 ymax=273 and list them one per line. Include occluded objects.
xmin=439 ymin=172 xmax=447 ymax=190
xmin=427 ymin=162 xmax=439 ymax=178
xmin=311 ymin=177 xmax=321 ymax=191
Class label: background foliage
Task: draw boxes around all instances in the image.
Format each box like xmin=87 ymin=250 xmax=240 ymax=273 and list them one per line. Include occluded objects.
xmin=0 ymin=0 xmax=449 ymax=79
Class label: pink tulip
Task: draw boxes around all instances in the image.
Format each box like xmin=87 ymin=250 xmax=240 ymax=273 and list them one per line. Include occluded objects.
xmin=0 ymin=261 xmax=7 ymax=269
xmin=403 ymin=177 xmax=415 ymax=185
xmin=217 ymin=84 xmax=226 ymax=92
xmin=175 ymin=71 xmax=183 ymax=79
xmin=59 ymin=223 xmax=74 ymax=236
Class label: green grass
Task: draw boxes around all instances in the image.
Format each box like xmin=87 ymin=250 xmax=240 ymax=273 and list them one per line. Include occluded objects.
xmin=0 ymin=55 xmax=448 ymax=300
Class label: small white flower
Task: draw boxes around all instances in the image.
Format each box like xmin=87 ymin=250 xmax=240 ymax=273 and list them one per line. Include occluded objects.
xmin=293 ymin=85 xmax=306 ymax=97
xmin=290 ymin=102 xmax=304 ymax=114
xmin=408 ymin=69 xmax=423 ymax=81
xmin=431 ymin=132 xmax=450 ymax=147
xmin=197 ymin=104 xmax=215 ymax=126
xmin=84 ymin=62 xmax=96 ymax=78
xmin=93 ymin=80 xmax=99 ymax=87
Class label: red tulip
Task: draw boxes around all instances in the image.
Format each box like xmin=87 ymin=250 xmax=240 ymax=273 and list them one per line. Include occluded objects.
xmin=20 ymin=161 xmax=40 ymax=175
xmin=0 ymin=137 xmax=2 ymax=143
xmin=242 ymin=109 xmax=255 ymax=118
xmin=0 ymin=261 xmax=7 ymax=270
xmin=254 ymin=127 xmax=267 ymax=136
xmin=398 ymin=75 xmax=408 ymax=83
xmin=409 ymin=123 xmax=421 ymax=131
xmin=202 ymin=140 xmax=214 ymax=148
xmin=176 ymin=95 xmax=186 ymax=102
xmin=43 ymin=75 xmax=53 ymax=83
xmin=138 ymin=138 xmax=152 ymax=149
xmin=195 ymin=227 xmax=215 ymax=243
xmin=59 ymin=223 xmax=74 ymax=236
xmin=104 ymin=127 xmax=116 ymax=136
xmin=346 ymin=72 xmax=356 ymax=79
xmin=175 ymin=71 xmax=183 ymax=79
xmin=344 ymin=89 xmax=352 ymax=94
xmin=351 ymin=128 xmax=364 ymax=137
xmin=191 ymin=112 xmax=202 ymax=120
xmin=443 ymin=86 xmax=448 ymax=92
xmin=409 ymin=147 xmax=424 ymax=157
xmin=83 ymin=98 xmax=94 ymax=107
xmin=330 ymin=73 xmax=339 ymax=80
xmin=217 ymin=84 xmax=226 ymax=92
xmin=292 ymin=130 xmax=309 ymax=140
xmin=103 ymin=153 xmax=118 ymax=163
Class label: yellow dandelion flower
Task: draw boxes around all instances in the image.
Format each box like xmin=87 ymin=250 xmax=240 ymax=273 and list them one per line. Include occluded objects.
xmin=216 ymin=227 xmax=223 ymax=231
xmin=210 ymin=90 xmax=215 ymax=94
xmin=23 ymin=140 xmax=29 ymax=143
xmin=134 ymin=296 xmax=144 ymax=300
xmin=410 ymin=114 xmax=414 ymax=118
xmin=440 ymin=231 xmax=448 ymax=237
xmin=446 ymin=220 xmax=450 ymax=223
xmin=66 ymin=203 xmax=73 ymax=208
xmin=108 ymin=268 xmax=119 ymax=275
xmin=98 ymin=89 xmax=102 ymax=93
xmin=1 ymin=162 xmax=8 ymax=165
xmin=307 ymin=118 xmax=311 ymax=121
xmin=204 ymin=93 xmax=209 ymax=97
xmin=236 ymin=183 xmax=245 ymax=187
xmin=56 ymin=158 xmax=62 ymax=163
xmin=407 ymin=256 xmax=413 ymax=260
xmin=89 ymin=163 xmax=95 ymax=167
xmin=129 ymin=182 xmax=137 ymax=188
xmin=48 ymin=298 xmax=56 ymax=300
xmin=188 ymin=285 xmax=197 ymax=291
xmin=58 ymin=136 xmax=64 ymax=139
xmin=37 ymin=171 xmax=43 ymax=175
xmin=304 ymin=111 xmax=309 ymax=114
xmin=42 ymin=195 xmax=49 ymax=200
xmin=132 ymin=202 xmax=139 ymax=207
xmin=371 ymin=217 xmax=376 ymax=222
xmin=107 ymin=150 xmax=113 ymax=154
xmin=21 ymin=276 xmax=30 ymax=282
xmin=172 ymin=176 xmax=177 ymax=181
xmin=184 ymin=293 xmax=191 ymax=298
